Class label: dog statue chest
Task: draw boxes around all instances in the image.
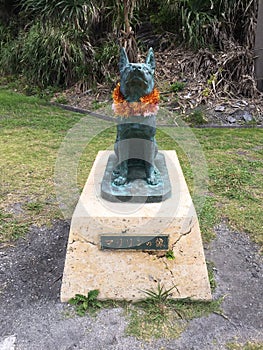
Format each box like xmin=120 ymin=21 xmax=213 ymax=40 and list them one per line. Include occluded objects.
xmin=116 ymin=122 xmax=156 ymax=140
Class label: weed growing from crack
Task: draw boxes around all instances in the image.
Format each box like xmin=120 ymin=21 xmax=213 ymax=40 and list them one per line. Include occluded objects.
xmin=141 ymin=284 xmax=183 ymax=320
xmin=67 ymin=284 xmax=223 ymax=340
xmin=165 ymin=250 xmax=175 ymax=260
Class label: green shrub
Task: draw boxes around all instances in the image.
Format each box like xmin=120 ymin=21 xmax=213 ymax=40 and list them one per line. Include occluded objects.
xmin=21 ymin=23 xmax=95 ymax=87
xmin=0 ymin=33 xmax=23 ymax=75
xmin=0 ymin=22 xmax=96 ymax=88
xmin=184 ymin=109 xmax=207 ymax=126
xmin=95 ymin=39 xmax=119 ymax=83
xmin=170 ymin=81 xmax=186 ymax=92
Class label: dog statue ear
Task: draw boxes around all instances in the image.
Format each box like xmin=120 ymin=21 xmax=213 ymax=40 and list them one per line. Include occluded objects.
xmin=145 ymin=47 xmax=155 ymax=71
xmin=119 ymin=47 xmax=129 ymax=73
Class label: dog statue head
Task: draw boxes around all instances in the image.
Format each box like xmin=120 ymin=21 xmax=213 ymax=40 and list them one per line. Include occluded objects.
xmin=119 ymin=47 xmax=155 ymax=103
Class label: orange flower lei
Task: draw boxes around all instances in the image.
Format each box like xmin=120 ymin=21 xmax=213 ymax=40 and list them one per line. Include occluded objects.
xmin=112 ymin=83 xmax=160 ymax=118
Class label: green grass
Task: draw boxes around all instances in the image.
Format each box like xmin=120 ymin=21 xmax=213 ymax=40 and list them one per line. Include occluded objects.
xmin=0 ymin=89 xmax=83 ymax=236
xmin=125 ymin=283 xmax=222 ymax=340
xmin=226 ymin=342 xmax=263 ymax=350
xmin=0 ymin=209 xmax=28 ymax=241
xmin=126 ymin=298 xmax=222 ymax=340
xmin=197 ymin=128 xmax=263 ymax=246
xmin=1 ymin=89 xmax=262 ymax=247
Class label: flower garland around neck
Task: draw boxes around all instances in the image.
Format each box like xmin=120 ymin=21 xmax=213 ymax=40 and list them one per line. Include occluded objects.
xmin=112 ymin=83 xmax=160 ymax=118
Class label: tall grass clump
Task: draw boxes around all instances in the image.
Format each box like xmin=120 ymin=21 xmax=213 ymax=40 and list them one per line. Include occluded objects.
xmin=0 ymin=0 xmax=100 ymax=88
xmin=150 ymin=0 xmax=257 ymax=49
xmin=21 ymin=0 xmax=99 ymax=30
xmin=0 ymin=24 xmax=22 ymax=75
xmin=0 ymin=24 xmax=11 ymax=51
xmin=21 ymin=23 xmax=95 ymax=87
xmin=0 ymin=22 xmax=96 ymax=88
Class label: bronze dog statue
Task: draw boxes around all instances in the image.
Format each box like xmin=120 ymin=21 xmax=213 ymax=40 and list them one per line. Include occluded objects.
xmin=112 ymin=47 xmax=160 ymax=187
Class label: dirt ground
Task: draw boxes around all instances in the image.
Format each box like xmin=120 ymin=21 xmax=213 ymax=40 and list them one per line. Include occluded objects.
xmin=0 ymin=219 xmax=262 ymax=350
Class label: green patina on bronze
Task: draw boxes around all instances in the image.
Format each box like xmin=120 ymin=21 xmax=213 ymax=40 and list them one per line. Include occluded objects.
xmin=101 ymin=47 xmax=171 ymax=203
xmin=100 ymin=235 xmax=169 ymax=251
xmin=112 ymin=47 xmax=159 ymax=187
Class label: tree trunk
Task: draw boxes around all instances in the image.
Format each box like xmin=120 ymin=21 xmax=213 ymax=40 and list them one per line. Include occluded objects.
xmin=120 ymin=0 xmax=138 ymax=62
xmin=123 ymin=0 xmax=130 ymax=34
xmin=255 ymin=0 xmax=263 ymax=91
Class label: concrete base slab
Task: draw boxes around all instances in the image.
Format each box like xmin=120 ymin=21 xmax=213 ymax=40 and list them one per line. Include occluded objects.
xmin=61 ymin=151 xmax=212 ymax=302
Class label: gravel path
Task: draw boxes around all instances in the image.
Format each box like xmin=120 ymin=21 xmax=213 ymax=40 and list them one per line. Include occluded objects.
xmin=0 ymin=221 xmax=262 ymax=350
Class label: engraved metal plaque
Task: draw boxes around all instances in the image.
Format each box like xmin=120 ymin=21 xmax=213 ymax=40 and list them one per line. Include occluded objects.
xmin=100 ymin=235 xmax=169 ymax=251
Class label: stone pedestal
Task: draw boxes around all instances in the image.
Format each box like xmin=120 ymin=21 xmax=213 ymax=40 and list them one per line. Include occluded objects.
xmin=61 ymin=150 xmax=211 ymax=302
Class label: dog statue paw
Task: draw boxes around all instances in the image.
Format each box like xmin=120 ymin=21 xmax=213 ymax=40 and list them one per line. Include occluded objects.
xmin=146 ymin=165 xmax=159 ymax=185
xmin=113 ymin=175 xmax=128 ymax=186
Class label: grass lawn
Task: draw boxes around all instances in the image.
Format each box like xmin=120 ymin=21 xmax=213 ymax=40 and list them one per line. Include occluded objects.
xmin=0 ymin=88 xmax=262 ymax=248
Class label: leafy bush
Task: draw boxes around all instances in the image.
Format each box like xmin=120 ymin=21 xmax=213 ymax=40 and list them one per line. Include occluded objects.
xmin=170 ymin=81 xmax=186 ymax=92
xmin=184 ymin=109 xmax=207 ymax=126
xmin=0 ymin=22 xmax=96 ymax=88
xmin=0 ymin=25 xmax=23 ymax=75
xmin=21 ymin=23 xmax=94 ymax=87
xmin=95 ymin=39 xmax=119 ymax=83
